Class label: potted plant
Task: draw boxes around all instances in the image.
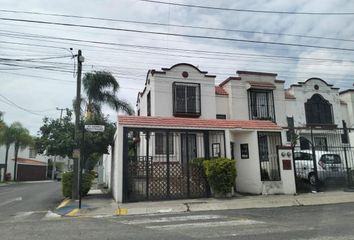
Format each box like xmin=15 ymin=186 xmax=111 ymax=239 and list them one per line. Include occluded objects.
xmin=203 ymin=158 xmax=237 ymax=198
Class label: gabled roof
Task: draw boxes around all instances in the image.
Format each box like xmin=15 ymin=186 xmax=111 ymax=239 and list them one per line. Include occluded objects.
xmin=118 ymin=116 xmax=282 ymax=130
xmin=153 ymin=63 xmax=216 ymax=78
xmin=291 ymin=77 xmax=340 ymax=90
xmin=215 ymin=86 xmax=228 ymax=95
xmin=12 ymin=158 xmax=47 ymax=166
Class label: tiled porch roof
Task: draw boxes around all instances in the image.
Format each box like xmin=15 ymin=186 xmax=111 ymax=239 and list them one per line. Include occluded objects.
xmin=118 ymin=116 xmax=282 ymax=130
xmin=215 ymin=86 xmax=228 ymax=95
xmin=12 ymin=158 xmax=47 ymax=166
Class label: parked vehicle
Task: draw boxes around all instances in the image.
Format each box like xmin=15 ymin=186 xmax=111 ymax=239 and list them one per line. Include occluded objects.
xmin=294 ymin=150 xmax=346 ymax=185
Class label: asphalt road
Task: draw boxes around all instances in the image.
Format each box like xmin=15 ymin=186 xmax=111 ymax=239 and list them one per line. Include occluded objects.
xmin=1 ymin=200 xmax=354 ymax=240
xmin=0 ymin=181 xmax=62 ymax=221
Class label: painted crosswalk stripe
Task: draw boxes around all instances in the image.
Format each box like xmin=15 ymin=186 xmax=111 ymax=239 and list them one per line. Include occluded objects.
xmin=0 ymin=197 xmax=22 ymax=207
xmin=122 ymin=214 xmax=225 ymax=225
xmin=13 ymin=211 xmax=34 ymax=219
xmin=146 ymin=219 xmax=264 ymax=229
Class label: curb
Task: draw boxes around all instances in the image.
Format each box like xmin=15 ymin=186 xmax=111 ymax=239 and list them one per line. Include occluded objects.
xmin=56 ymin=198 xmax=71 ymax=209
xmin=54 ymin=198 xmax=81 ymax=217
xmin=52 ymin=192 xmax=354 ymax=218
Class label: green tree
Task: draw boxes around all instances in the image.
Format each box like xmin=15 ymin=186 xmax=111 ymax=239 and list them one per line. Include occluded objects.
xmin=82 ymin=71 xmax=134 ymax=117
xmin=0 ymin=112 xmax=4 ymax=130
xmin=82 ymin=114 xmax=116 ymax=170
xmin=36 ymin=110 xmax=116 ymax=171
xmin=2 ymin=122 xmax=33 ymax=181
xmin=36 ymin=109 xmax=76 ymax=158
xmin=0 ymin=123 xmax=16 ymax=181
xmin=9 ymin=122 xmax=33 ymax=181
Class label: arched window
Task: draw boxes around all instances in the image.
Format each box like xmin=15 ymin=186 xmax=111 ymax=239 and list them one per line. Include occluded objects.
xmin=305 ymin=94 xmax=333 ymax=125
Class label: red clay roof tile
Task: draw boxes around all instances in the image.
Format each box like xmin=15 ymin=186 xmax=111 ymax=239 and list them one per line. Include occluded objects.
xmin=285 ymin=91 xmax=296 ymax=99
xmin=215 ymin=86 xmax=228 ymax=95
xmin=12 ymin=158 xmax=47 ymax=166
xmin=118 ymin=116 xmax=281 ymax=130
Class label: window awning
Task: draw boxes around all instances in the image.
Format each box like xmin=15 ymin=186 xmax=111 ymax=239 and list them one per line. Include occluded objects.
xmin=247 ymin=81 xmax=276 ymax=90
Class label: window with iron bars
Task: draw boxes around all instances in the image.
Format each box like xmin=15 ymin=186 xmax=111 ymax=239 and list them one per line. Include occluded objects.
xmin=305 ymin=94 xmax=334 ymax=126
xmin=248 ymin=90 xmax=275 ymax=122
xmin=155 ymin=132 xmax=174 ymax=155
xmin=173 ymin=82 xmax=201 ymax=117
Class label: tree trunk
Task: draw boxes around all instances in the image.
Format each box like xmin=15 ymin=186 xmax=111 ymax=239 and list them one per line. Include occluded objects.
xmin=3 ymin=145 xmax=9 ymax=181
xmin=13 ymin=144 xmax=19 ymax=181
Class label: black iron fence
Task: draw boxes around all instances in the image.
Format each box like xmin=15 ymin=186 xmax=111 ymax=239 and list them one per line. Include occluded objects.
xmin=123 ymin=128 xmax=225 ymax=202
xmin=287 ymin=127 xmax=354 ymax=192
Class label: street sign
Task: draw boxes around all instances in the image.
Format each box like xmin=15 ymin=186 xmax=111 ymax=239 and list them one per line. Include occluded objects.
xmin=84 ymin=125 xmax=105 ymax=132
xmin=73 ymin=149 xmax=80 ymax=159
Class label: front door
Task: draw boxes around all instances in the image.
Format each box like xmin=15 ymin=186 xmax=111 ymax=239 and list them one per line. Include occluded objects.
xmin=181 ymin=134 xmax=197 ymax=170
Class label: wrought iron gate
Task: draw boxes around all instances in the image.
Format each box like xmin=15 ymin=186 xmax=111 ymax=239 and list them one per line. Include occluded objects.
xmin=288 ymin=127 xmax=354 ymax=192
xmin=123 ymin=128 xmax=225 ymax=202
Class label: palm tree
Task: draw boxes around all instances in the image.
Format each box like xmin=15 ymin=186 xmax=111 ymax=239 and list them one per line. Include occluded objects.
xmin=0 ymin=123 xmax=16 ymax=181
xmin=82 ymin=71 xmax=134 ymax=118
xmin=10 ymin=122 xmax=33 ymax=181
xmin=0 ymin=112 xmax=4 ymax=130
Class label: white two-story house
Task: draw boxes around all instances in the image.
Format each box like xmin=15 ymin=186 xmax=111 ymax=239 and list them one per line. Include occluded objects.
xmin=106 ymin=63 xmax=305 ymax=203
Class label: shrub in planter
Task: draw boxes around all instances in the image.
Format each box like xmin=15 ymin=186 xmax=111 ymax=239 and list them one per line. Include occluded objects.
xmin=203 ymin=158 xmax=236 ymax=197
xmin=61 ymin=171 xmax=95 ymax=198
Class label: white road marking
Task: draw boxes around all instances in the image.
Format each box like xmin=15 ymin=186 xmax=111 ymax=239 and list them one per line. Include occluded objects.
xmin=122 ymin=214 xmax=225 ymax=225
xmin=0 ymin=197 xmax=22 ymax=207
xmin=13 ymin=211 xmax=34 ymax=219
xmin=146 ymin=219 xmax=264 ymax=229
xmin=43 ymin=211 xmax=61 ymax=219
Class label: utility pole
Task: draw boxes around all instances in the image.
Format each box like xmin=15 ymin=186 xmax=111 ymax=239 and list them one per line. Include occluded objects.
xmin=51 ymin=107 xmax=66 ymax=180
xmin=73 ymin=49 xmax=84 ymax=199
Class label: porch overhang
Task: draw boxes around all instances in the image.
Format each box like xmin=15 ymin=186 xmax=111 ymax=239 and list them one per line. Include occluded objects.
xmin=118 ymin=116 xmax=282 ymax=131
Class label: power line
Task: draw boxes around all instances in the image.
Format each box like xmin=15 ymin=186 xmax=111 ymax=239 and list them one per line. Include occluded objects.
xmin=1 ymin=29 xmax=354 ymax=66
xmin=0 ymin=17 xmax=354 ymax=52
xmin=1 ymin=71 xmax=76 ymax=83
xmin=0 ymin=8 xmax=353 ymax=43
xmin=140 ymin=0 xmax=354 ymax=15
xmin=0 ymin=55 xmax=72 ymax=62
xmin=0 ymin=93 xmax=46 ymax=116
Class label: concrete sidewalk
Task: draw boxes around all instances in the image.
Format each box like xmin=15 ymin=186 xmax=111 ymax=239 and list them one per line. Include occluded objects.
xmin=55 ymin=189 xmax=354 ymax=217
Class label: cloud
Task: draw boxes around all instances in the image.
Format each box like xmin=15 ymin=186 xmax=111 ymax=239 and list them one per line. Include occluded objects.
xmin=0 ymin=0 xmax=353 ymax=134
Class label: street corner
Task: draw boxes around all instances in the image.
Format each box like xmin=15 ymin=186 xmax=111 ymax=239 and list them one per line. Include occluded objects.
xmin=54 ymin=198 xmax=88 ymax=217
xmin=115 ymin=208 xmax=129 ymax=216
xmin=56 ymin=198 xmax=72 ymax=209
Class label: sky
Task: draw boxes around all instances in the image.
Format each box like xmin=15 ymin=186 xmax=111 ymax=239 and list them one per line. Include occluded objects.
xmin=0 ymin=0 xmax=354 ymax=135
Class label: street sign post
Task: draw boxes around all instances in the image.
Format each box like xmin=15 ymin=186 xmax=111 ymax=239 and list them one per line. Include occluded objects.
xmin=84 ymin=125 xmax=105 ymax=132
xmin=78 ymin=124 xmax=105 ymax=209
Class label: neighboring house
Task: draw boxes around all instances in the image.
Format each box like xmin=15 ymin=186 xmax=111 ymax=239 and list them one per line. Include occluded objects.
xmin=0 ymin=145 xmax=48 ymax=181
xmin=103 ymin=63 xmax=354 ymax=203
xmin=339 ymin=89 xmax=354 ymax=144
xmin=0 ymin=144 xmax=72 ymax=181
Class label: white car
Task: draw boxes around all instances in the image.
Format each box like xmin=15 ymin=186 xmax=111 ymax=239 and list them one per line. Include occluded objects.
xmin=294 ymin=150 xmax=346 ymax=185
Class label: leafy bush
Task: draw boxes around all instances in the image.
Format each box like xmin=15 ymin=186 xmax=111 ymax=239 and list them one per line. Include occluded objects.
xmin=62 ymin=172 xmax=73 ymax=197
xmin=61 ymin=171 xmax=95 ymax=198
xmin=203 ymin=158 xmax=236 ymax=195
